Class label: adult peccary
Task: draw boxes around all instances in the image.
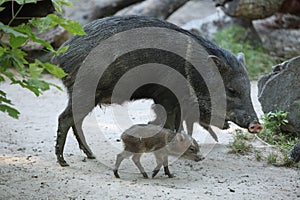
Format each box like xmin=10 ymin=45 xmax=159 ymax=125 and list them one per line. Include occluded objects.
xmin=52 ymin=15 xmax=262 ymax=167
xmin=113 ymin=124 xmax=204 ymax=178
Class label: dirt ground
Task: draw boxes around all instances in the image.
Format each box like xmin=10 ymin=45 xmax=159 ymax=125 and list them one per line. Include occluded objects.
xmin=1 ymin=1 xmax=299 ymax=200
xmin=0 ymin=75 xmax=299 ymax=200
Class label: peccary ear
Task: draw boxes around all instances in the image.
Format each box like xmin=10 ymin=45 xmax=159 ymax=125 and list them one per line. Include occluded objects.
xmin=176 ymin=133 xmax=186 ymax=142
xmin=237 ymin=52 xmax=246 ymax=65
xmin=208 ymin=55 xmax=229 ymax=73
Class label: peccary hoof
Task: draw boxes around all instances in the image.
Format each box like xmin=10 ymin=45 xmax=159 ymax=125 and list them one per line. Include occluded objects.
xmin=152 ymin=169 xmax=160 ymax=178
xmin=57 ymin=156 xmax=70 ymax=167
xmin=142 ymin=172 xmax=149 ymax=179
xmin=166 ymin=173 xmax=175 ymax=178
xmin=58 ymin=159 xmax=70 ymax=167
xmin=164 ymin=166 xmax=174 ymax=178
xmin=87 ymin=154 xmax=96 ymax=159
xmin=113 ymin=169 xmax=120 ymax=178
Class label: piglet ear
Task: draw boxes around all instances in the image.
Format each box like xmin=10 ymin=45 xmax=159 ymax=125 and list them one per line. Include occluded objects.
xmin=208 ymin=55 xmax=229 ymax=73
xmin=176 ymin=133 xmax=185 ymax=142
xmin=237 ymin=52 xmax=246 ymax=66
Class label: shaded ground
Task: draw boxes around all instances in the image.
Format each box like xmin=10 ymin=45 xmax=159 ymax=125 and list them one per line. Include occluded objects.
xmin=0 ymin=76 xmax=299 ymax=200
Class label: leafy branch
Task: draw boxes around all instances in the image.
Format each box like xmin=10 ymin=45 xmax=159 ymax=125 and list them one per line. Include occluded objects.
xmin=0 ymin=0 xmax=85 ymax=118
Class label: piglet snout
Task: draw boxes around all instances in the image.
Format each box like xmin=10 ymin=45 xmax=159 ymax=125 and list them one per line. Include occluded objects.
xmin=195 ymin=155 xmax=205 ymax=162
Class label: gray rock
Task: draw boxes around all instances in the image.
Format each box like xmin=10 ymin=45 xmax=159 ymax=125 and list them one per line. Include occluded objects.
xmin=182 ymin=11 xmax=236 ymax=39
xmin=254 ymin=16 xmax=300 ymax=59
xmin=258 ymin=56 xmax=300 ymax=135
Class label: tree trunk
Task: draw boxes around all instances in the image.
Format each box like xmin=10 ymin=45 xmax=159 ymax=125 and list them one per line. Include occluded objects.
xmin=115 ymin=0 xmax=190 ymax=20
xmin=215 ymin=0 xmax=285 ymax=20
xmin=91 ymin=0 xmax=145 ymax=20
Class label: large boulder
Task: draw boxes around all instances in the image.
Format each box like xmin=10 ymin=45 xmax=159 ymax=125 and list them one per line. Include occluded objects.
xmin=258 ymin=56 xmax=300 ymax=135
xmin=253 ymin=15 xmax=300 ymax=59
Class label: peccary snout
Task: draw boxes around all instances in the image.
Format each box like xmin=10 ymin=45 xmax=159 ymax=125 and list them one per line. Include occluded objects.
xmin=176 ymin=136 xmax=205 ymax=162
xmin=195 ymin=154 xmax=205 ymax=162
xmin=113 ymin=124 xmax=203 ymax=179
xmin=248 ymin=121 xmax=263 ymax=133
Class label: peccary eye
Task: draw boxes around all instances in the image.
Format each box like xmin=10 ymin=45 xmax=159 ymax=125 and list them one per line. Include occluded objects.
xmin=228 ymin=88 xmax=239 ymax=97
xmin=189 ymin=146 xmax=195 ymax=152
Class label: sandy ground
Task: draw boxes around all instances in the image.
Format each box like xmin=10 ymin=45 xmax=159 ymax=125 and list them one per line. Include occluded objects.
xmin=0 ymin=75 xmax=299 ymax=200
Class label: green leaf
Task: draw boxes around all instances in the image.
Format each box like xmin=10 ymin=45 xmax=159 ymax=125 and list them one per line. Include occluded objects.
xmin=0 ymin=90 xmax=6 ymax=96
xmin=29 ymin=16 xmax=53 ymax=33
xmin=11 ymin=79 xmax=40 ymax=96
xmin=15 ymin=0 xmax=37 ymax=4
xmin=1 ymin=70 xmax=14 ymax=80
xmin=0 ymin=104 xmax=20 ymax=119
xmin=47 ymin=14 xmax=86 ymax=35
xmin=9 ymin=35 xmax=28 ymax=48
xmin=0 ymin=75 xmax=5 ymax=82
xmin=40 ymin=61 xmax=67 ymax=78
xmin=13 ymin=24 xmax=55 ymax=53
xmin=0 ymin=0 xmax=10 ymax=6
xmin=48 ymin=82 xmax=63 ymax=91
xmin=56 ymin=45 xmax=68 ymax=55
xmin=0 ymin=96 xmax=12 ymax=104
xmin=11 ymin=48 xmax=28 ymax=66
xmin=28 ymin=79 xmax=50 ymax=92
xmin=51 ymin=0 xmax=72 ymax=14
xmin=30 ymin=14 xmax=86 ymax=36
xmin=0 ymin=46 xmax=6 ymax=56
xmin=0 ymin=7 xmax=5 ymax=12
xmin=0 ymin=22 xmax=28 ymax=38
xmin=29 ymin=62 xmax=44 ymax=79
xmin=0 ymin=90 xmax=19 ymax=118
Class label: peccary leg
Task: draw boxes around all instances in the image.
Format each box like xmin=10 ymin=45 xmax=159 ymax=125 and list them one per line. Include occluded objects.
xmin=174 ymin=106 xmax=182 ymax=132
xmin=152 ymin=152 xmax=164 ymax=178
xmin=72 ymin=119 xmax=95 ymax=159
xmin=163 ymin=110 xmax=177 ymax=131
xmin=185 ymin=120 xmax=194 ymax=136
xmin=150 ymin=103 xmax=178 ymax=132
xmin=132 ymin=154 xmax=148 ymax=178
xmin=200 ymin=122 xmax=219 ymax=142
xmin=56 ymin=99 xmax=94 ymax=166
xmin=113 ymin=151 xmax=132 ymax=178
xmin=163 ymin=156 xmax=173 ymax=178
xmin=56 ymin=103 xmax=73 ymax=167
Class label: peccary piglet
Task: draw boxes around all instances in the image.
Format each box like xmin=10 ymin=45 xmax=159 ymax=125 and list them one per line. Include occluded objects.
xmin=113 ymin=124 xmax=204 ymax=178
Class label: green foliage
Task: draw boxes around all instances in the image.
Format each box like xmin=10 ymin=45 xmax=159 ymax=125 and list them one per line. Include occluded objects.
xmin=228 ymin=130 xmax=253 ymax=155
xmin=267 ymin=153 xmax=277 ymax=164
xmin=213 ymin=25 xmax=279 ymax=80
xmin=51 ymin=0 xmax=72 ymax=14
xmin=258 ymin=111 xmax=295 ymax=145
xmin=0 ymin=0 xmax=38 ymax=4
xmin=30 ymin=14 xmax=85 ymax=36
xmin=234 ymin=129 xmax=254 ymax=141
xmin=258 ymin=111 xmax=298 ymax=167
xmin=0 ymin=90 xmax=20 ymax=118
xmin=0 ymin=0 xmax=85 ymax=119
xmin=254 ymin=150 xmax=262 ymax=161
